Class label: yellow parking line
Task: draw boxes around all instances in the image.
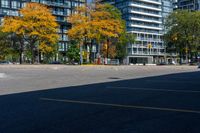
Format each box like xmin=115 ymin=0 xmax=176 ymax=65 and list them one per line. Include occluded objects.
xmin=40 ymin=98 xmax=200 ymax=114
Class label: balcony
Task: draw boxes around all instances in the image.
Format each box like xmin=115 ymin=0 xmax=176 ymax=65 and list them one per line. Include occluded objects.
xmin=32 ymin=0 xmax=71 ymax=8
xmin=137 ymin=0 xmax=161 ymax=5
xmin=48 ymin=2 xmax=70 ymax=8
xmin=129 ymin=31 xmax=163 ymax=36
xmin=166 ymin=53 xmax=178 ymax=56
xmin=130 ymin=24 xmax=162 ymax=30
xmin=129 ymin=3 xmax=162 ymax=11
xmin=130 ymin=17 xmax=162 ymax=24
xmin=136 ymin=37 xmax=163 ymax=42
xmin=52 ymin=11 xmax=68 ymax=16
xmin=130 ymin=51 xmax=165 ymax=56
xmin=130 ymin=10 xmax=162 ymax=18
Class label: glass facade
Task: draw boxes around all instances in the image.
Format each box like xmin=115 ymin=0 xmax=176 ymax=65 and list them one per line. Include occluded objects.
xmin=162 ymin=0 xmax=174 ymax=33
xmin=178 ymin=0 xmax=200 ymax=10
xmin=0 ymin=0 xmax=86 ymax=53
xmin=101 ymin=0 xmax=173 ymax=64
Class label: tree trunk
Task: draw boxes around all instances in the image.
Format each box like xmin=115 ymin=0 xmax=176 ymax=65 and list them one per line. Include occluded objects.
xmin=31 ymin=44 xmax=35 ymax=64
xmin=19 ymin=51 xmax=22 ymax=64
xmin=179 ymin=51 xmax=182 ymax=65
xmin=89 ymin=40 xmax=93 ymax=63
xmin=107 ymin=39 xmax=109 ymax=59
xmin=19 ymin=41 xmax=24 ymax=64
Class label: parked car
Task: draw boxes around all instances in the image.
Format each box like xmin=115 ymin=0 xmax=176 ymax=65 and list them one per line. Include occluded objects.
xmin=0 ymin=61 xmax=13 ymax=64
xmin=168 ymin=61 xmax=176 ymax=65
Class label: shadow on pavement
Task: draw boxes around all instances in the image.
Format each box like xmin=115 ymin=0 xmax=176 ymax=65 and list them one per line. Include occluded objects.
xmin=1 ymin=71 xmax=200 ymax=133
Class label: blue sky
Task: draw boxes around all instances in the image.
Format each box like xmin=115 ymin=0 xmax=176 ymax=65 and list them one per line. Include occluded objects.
xmin=88 ymin=0 xmax=92 ymax=3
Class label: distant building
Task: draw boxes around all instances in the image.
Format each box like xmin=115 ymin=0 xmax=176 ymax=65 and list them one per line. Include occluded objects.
xmin=99 ymin=0 xmax=174 ymax=64
xmin=0 ymin=0 xmax=86 ymax=60
xmin=178 ymin=0 xmax=200 ymax=10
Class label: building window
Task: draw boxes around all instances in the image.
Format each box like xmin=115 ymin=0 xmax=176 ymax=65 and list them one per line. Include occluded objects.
xmin=21 ymin=3 xmax=26 ymax=8
xmin=59 ymin=34 xmax=62 ymax=41
xmin=2 ymin=9 xmax=9 ymax=15
xmin=72 ymin=2 xmax=79 ymax=7
xmin=1 ymin=0 xmax=9 ymax=8
xmin=31 ymin=0 xmax=40 ymax=2
xmin=0 ymin=18 xmax=4 ymax=25
xmin=58 ymin=42 xmax=65 ymax=51
xmin=10 ymin=10 xmax=19 ymax=16
xmin=64 ymin=1 xmax=70 ymax=7
xmin=63 ymin=34 xmax=68 ymax=41
xmin=62 ymin=26 xmax=68 ymax=33
xmin=11 ymin=1 xmax=18 ymax=9
xmin=64 ymin=9 xmax=71 ymax=16
xmin=40 ymin=0 xmax=48 ymax=4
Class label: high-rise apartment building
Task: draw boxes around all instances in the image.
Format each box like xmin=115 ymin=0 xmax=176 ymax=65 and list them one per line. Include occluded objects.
xmin=0 ymin=0 xmax=86 ymax=58
xmin=99 ymin=0 xmax=174 ymax=64
xmin=178 ymin=0 xmax=200 ymax=10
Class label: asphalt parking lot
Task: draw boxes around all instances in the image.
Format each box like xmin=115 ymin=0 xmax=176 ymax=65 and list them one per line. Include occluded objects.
xmin=0 ymin=65 xmax=200 ymax=133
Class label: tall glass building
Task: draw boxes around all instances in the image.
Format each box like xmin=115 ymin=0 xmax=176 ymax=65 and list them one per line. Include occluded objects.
xmin=0 ymin=0 xmax=86 ymax=58
xmin=178 ymin=0 xmax=200 ymax=10
xmin=100 ymin=0 xmax=174 ymax=64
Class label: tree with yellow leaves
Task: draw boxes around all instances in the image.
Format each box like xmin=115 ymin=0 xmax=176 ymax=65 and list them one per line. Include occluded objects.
xmin=2 ymin=2 xmax=59 ymax=63
xmin=68 ymin=3 xmax=125 ymax=63
xmin=101 ymin=42 xmax=116 ymax=59
xmin=92 ymin=3 xmax=125 ymax=61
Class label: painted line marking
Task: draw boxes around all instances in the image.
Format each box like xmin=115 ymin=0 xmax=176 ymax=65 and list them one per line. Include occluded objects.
xmin=106 ymin=86 xmax=200 ymax=93
xmin=145 ymin=79 xmax=199 ymax=84
xmin=0 ymin=73 xmax=6 ymax=78
xmin=40 ymin=98 xmax=200 ymax=114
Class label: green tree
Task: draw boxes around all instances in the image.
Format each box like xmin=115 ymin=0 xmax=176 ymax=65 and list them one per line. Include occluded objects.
xmin=0 ymin=28 xmax=20 ymax=61
xmin=165 ymin=10 xmax=200 ymax=63
xmin=66 ymin=41 xmax=80 ymax=64
xmin=115 ymin=32 xmax=135 ymax=64
xmin=0 ymin=28 xmax=11 ymax=60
